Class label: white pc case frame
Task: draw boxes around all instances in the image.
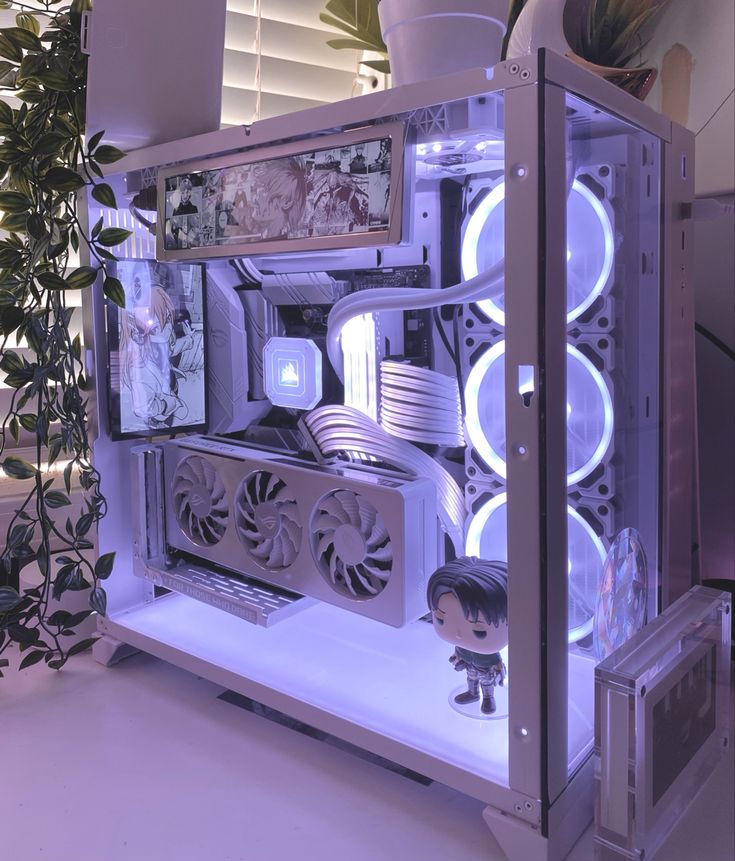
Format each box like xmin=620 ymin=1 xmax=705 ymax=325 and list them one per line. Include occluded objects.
xmin=84 ymin=51 xmax=696 ymax=861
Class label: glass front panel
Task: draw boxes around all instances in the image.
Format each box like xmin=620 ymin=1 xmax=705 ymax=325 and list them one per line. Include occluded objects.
xmin=565 ymin=93 xmax=661 ymax=774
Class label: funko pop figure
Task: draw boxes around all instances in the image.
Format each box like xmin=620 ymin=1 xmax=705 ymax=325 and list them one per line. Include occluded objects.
xmin=427 ymin=557 xmax=508 ymax=715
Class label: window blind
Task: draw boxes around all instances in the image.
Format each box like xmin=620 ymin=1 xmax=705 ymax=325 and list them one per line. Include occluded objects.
xmin=222 ymin=0 xmax=360 ymax=126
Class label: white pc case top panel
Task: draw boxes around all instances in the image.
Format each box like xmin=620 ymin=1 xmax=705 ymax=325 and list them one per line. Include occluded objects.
xmin=159 ymin=436 xmax=437 ymax=627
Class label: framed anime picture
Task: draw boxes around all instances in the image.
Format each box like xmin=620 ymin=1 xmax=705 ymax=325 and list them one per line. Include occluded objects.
xmin=156 ymin=122 xmax=406 ymax=261
xmin=105 ymin=259 xmax=208 ymax=439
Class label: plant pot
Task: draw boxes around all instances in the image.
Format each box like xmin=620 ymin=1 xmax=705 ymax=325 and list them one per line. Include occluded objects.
xmin=378 ymin=0 xmax=508 ymax=87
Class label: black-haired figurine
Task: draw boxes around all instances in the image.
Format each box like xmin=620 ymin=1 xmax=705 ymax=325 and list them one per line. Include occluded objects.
xmin=427 ymin=557 xmax=509 ymax=715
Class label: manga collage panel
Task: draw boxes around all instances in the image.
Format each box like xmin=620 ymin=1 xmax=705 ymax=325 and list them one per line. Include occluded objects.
xmin=163 ymin=137 xmax=392 ymax=251
xmin=106 ymin=260 xmax=207 ymax=437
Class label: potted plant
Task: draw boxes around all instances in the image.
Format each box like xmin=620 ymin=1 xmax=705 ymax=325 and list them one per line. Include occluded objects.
xmin=0 ymin=0 xmax=128 ymax=675
xmin=321 ymin=0 xmax=509 ymax=87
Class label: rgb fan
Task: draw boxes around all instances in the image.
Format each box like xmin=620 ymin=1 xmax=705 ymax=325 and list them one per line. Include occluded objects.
xmin=461 ymin=179 xmax=614 ymax=326
xmin=465 ymin=493 xmax=606 ymax=643
xmin=464 ymin=341 xmax=613 ymax=485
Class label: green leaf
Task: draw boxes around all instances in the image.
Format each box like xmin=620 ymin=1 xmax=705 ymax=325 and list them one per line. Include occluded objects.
xmin=94 ymin=552 xmax=115 ymax=580
xmin=8 ymin=623 xmax=39 ymax=644
xmin=16 ymin=12 xmax=41 ymax=36
xmin=2 ymin=455 xmax=37 ymax=479
xmin=0 ymin=586 xmax=22 ymax=612
xmin=0 ymin=212 xmax=28 ymax=232
xmin=87 ymin=129 xmax=105 ymax=152
xmin=0 ymin=190 xmax=31 ymax=212
xmin=103 ymin=275 xmax=125 ymax=307
xmin=65 ymin=609 xmax=93 ymax=629
xmin=93 ymin=144 xmax=126 ymax=165
xmin=46 ymin=490 xmax=71 ymax=508
xmin=35 ymin=68 xmax=73 ymax=92
xmin=89 ymin=586 xmax=107 ymax=616
xmin=67 ymin=637 xmax=98 ymax=657
xmin=47 ymin=610 xmax=72 ymax=627
xmin=91 ymin=216 xmax=103 ymax=238
xmin=97 ymin=227 xmax=131 ymax=247
xmin=33 ymin=131 xmax=66 ymax=156
xmin=2 ymin=26 xmax=42 ymax=52
xmin=0 ymin=305 xmax=23 ymax=335
xmin=44 ymin=166 xmax=85 ymax=192
xmin=91 ymin=182 xmax=117 ymax=209
xmin=26 ymin=212 xmax=46 ymax=239
xmin=65 ymin=266 xmax=98 ymax=290
xmin=0 ymin=33 xmax=23 ymax=63
xmin=36 ymin=270 xmax=67 ymax=291
xmin=0 ymin=98 xmax=12 ymax=126
xmin=19 ymin=649 xmax=47 ymax=670
xmin=18 ymin=413 xmax=36 ymax=432
xmin=63 ymin=460 xmax=74 ymax=493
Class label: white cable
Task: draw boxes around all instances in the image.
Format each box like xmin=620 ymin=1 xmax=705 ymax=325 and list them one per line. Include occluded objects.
xmin=326 ymin=259 xmax=505 ymax=381
xmin=380 ymin=361 xmax=464 ymax=447
xmin=303 ymin=405 xmax=466 ymax=555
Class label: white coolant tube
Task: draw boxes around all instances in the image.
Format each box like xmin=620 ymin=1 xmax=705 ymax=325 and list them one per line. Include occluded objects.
xmin=327 ymin=259 xmax=505 ymax=381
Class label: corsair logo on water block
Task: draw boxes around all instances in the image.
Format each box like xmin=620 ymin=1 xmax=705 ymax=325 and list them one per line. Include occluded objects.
xmin=279 ymin=360 xmax=299 ymax=387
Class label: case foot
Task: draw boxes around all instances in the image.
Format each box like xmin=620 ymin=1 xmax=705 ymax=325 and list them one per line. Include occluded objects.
xmin=93 ymin=634 xmax=139 ymax=667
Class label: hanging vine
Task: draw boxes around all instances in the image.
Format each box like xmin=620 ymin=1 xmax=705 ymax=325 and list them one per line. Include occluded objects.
xmin=0 ymin=0 xmax=128 ymax=674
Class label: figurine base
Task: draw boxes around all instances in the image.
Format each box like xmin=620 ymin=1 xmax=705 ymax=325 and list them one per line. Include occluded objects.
xmin=448 ymin=684 xmax=508 ymax=721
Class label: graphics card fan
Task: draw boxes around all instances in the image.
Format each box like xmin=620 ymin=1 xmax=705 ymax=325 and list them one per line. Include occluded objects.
xmin=311 ymin=489 xmax=392 ymax=600
xmin=172 ymin=456 xmax=229 ymax=546
xmin=235 ymin=470 xmax=302 ymax=570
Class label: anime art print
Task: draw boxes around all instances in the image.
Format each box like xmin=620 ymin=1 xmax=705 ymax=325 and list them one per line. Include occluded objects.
xmin=163 ymin=136 xmax=393 ymax=252
xmin=106 ymin=260 xmax=207 ymax=438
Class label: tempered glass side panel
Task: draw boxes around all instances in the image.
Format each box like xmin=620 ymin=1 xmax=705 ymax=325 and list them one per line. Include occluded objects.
xmin=564 ymin=93 xmax=662 ymax=775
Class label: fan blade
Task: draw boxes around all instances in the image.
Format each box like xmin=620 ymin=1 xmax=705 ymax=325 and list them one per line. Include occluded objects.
xmin=342 ymin=565 xmax=361 ymax=597
xmin=351 ymin=564 xmax=379 ymax=595
xmin=328 ymin=552 xmax=339 ymax=585
xmin=200 ymin=518 xmax=217 ymax=544
xmin=313 ymin=513 xmax=343 ymax=533
xmin=209 ymin=512 xmax=228 ymax=529
xmin=188 ymin=457 xmax=205 ymax=484
xmin=363 ymin=561 xmax=390 ymax=582
xmin=316 ymin=532 xmax=334 ymax=559
xmin=251 ymin=537 xmax=274 ymax=560
xmin=176 ymin=494 xmax=190 ymax=520
xmin=336 ymin=490 xmax=360 ymax=526
xmin=280 ymin=529 xmax=297 ymax=565
xmin=282 ymin=516 xmax=301 ymax=550
xmin=366 ymin=517 xmax=389 ymax=548
xmin=274 ymin=484 xmax=293 ymax=505
xmin=321 ymin=494 xmax=351 ymax=524
xmin=367 ymin=543 xmax=392 ymax=563
xmin=265 ymin=473 xmax=282 ymax=500
xmin=267 ymin=539 xmax=285 ymax=569
xmin=356 ymin=497 xmax=376 ymax=535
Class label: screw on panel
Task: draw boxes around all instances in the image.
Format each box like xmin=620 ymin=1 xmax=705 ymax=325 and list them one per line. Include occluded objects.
xmin=509 ymin=63 xmax=520 ymax=75
xmin=524 ymin=801 xmax=533 ymax=811
xmin=514 ymin=803 xmax=523 ymax=814
xmin=520 ymin=69 xmax=531 ymax=80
